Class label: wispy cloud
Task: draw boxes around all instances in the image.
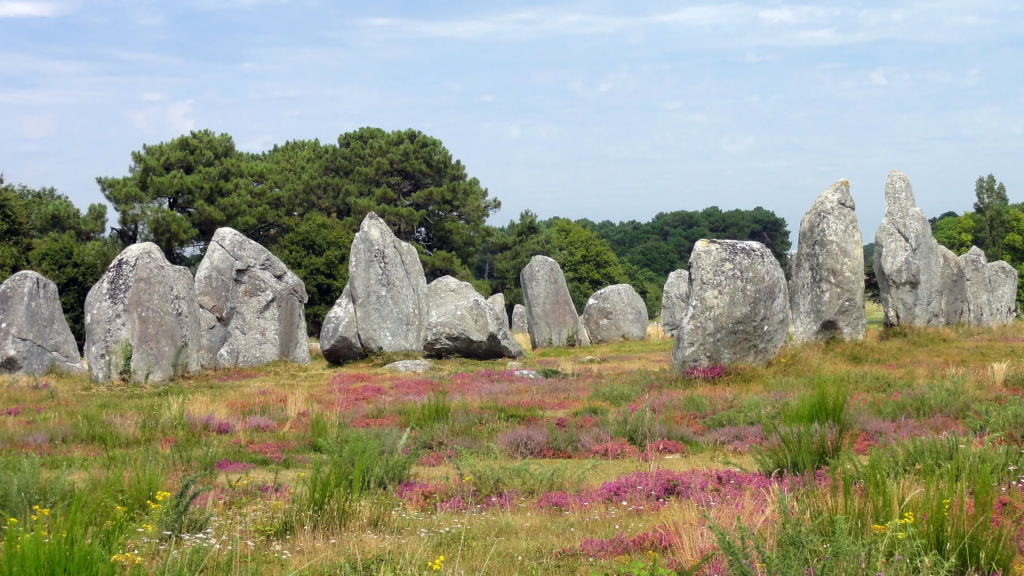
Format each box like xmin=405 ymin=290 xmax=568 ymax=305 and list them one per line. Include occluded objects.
xmin=0 ymin=1 xmax=62 ymax=18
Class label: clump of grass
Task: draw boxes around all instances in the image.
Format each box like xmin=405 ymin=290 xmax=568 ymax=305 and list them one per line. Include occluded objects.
xmin=753 ymin=378 xmax=851 ymax=475
xmin=399 ymin=390 xmax=452 ymax=428
xmin=456 ymin=456 xmax=596 ymax=497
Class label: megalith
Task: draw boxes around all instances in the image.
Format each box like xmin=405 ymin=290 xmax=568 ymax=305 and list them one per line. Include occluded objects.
xmin=424 ymin=276 xmax=523 ymax=359
xmin=959 ymin=246 xmax=993 ymax=327
xmin=511 ymin=304 xmax=528 ymax=334
xmin=0 ymin=271 xmax=85 ymax=375
xmin=487 ymin=292 xmax=508 ymax=328
xmin=581 ymin=284 xmax=648 ymax=344
xmin=520 ymin=255 xmax=587 ymax=348
xmin=987 ymin=261 xmax=1019 ymax=326
xmin=672 ymin=240 xmax=789 ymax=371
xmin=660 ymin=270 xmax=690 ymax=337
xmin=195 ymin=227 xmax=310 ymax=368
xmin=874 ymin=171 xmax=963 ymax=327
xmin=789 ymin=179 xmax=866 ymax=343
xmin=84 ymin=243 xmax=201 ymax=383
xmin=319 ymin=284 xmax=363 ymax=364
xmin=348 ymin=212 xmax=429 ymax=353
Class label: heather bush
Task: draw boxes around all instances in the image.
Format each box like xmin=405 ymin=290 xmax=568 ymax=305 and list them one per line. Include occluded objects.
xmin=496 ymin=426 xmax=548 ymax=458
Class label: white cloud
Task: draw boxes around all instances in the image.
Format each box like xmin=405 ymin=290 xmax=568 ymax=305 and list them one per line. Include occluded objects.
xmin=0 ymin=1 xmax=62 ymax=18
xmin=142 ymin=92 xmax=165 ymax=101
xmin=167 ymin=100 xmax=196 ymax=133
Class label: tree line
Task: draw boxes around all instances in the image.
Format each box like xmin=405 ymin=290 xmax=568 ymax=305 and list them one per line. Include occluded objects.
xmin=1 ymin=128 xmax=791 ymax=348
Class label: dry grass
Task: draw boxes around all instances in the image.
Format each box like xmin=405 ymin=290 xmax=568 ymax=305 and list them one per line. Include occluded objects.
xmin=990 ymin=360 xmax=1012 ymax=387
xmin=513 ymin=331 xmax=533 ymax=351
xmin=645 ymin=322 xmax=670 ymax=341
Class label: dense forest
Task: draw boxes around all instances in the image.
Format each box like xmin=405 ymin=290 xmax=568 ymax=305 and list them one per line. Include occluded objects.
xmin=5 ymin=128 xmax=1015 ymax=347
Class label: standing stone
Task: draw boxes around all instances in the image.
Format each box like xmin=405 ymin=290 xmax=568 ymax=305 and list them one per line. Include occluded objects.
xmin=195 ymin=227 xmax=310 ymax=368
xmin=511 ymin=304 xmax=529 ymax=334
xmin=874 ymin=171 xmax=964 ymax=327
xmin=486 ymin=292 xmax=508 ymax=328
xmin=959 ymin=246 xmax=992 ymax=327
xmin=520 ymin=255 xmax=588 ymax=348
xmin=581 ymin=284 xmax=648 ymax=344
xmin=348 ymin=212 xmax=429 ymax=353
xmin=0 ymin=271 xmax=85 ymax=375
xmin=319 ymin=284 xmax=363 ymax=364
xmin=84 ymin=243 xmax=201 ymax=383
xmin=672 ymin=240 xmax=789 ymax=371
xmin=987 ymin=261 xmax=1018 ymax=326
xmin=789 ymin=179 xmax=866 ymax=343
xmin=940 ymin=247 xmax=968 ymax=325
xmin=424 ymin=276 xmax=523 ymax=359
xmin=660 ymin=270 xmax=690 ymax=337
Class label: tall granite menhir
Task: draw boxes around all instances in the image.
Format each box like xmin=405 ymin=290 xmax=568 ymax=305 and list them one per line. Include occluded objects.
xmin=874 ymin=171 xmax=966 ymax=327
xmin=521 ymin=255 xmax=588 ymax=348
xmin=84 ymin=243 xmax=202 ymax=383
xmin=195 ymin=227 xmax=310 ymax=368
xmin=660 ymin=270 xmax=690 ymax=337
xmin=789 ymin=179 xmax=866 ymax=343
xmin=672 ymin=240 xmax=789 ymax=371
xmin=0 ymin=271 xmax=85 ymax=375
xmin=959 ymin=246 xmax=1019 ymax=327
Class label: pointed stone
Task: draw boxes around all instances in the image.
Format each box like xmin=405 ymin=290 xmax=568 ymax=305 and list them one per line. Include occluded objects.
xmin=0 ymin=271 xmax=85 ymax=375
xmin=789 ymin=179 xmax=866 ymax=343
xmin=520 ymin=255 xmax=587 ymax=349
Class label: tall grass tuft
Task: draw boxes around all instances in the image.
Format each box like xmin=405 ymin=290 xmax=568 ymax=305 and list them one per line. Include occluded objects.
xmin=754 ymin=378 xmax=851 ymax=476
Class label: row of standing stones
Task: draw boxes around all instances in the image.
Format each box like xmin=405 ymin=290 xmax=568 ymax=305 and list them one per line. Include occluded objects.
xmin=0 ymin=171 xmax=1018 ymax=381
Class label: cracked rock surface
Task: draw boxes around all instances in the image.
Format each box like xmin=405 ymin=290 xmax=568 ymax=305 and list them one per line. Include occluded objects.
xmin=195 ymin=227 xmax=310 ymax=368
xmin=84 ymin=243 xmax=201 ymax=384
xmin=672 ymin=239 xmax=789 ymax=371
xmin=424 ymin=276 xmax=523 ymax=359
xmin=0 ymin=271 xmax=85 ymax=375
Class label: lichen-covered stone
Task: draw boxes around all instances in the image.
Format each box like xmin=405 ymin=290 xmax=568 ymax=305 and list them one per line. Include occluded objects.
xmin=940 ymin=246 xmax=968 ymax=325
xmin=672 ymin=240 xmax=789 ymax=371
xmin=424 ymin=276 xmax=523 ymax=359
xmin=84 ymin=243 xmax=201 ymax=383
xmin=660 ymin=270 xmax=689 ymax=337
xmin=195 ymin=227 xmax=309 ymax=368
xmin=581 ymin=284 xmax=648 ymax=344
xmin=987 ymin=261 xmax=1019 ymax=325
xmin=486 ymin=292 xmax=508 ymax=327
xmin=384 ymin=359 xmax=432 ymax=373
xmin=511 ymin=304 xmax=528 ymax=334
xmin=874 ymin=171 xmax=961 ymax=327
xmin=959 ymin=246 xmax=992 ymax=326
xmin=348 ymin=212 xmax=429 ymax=353
xmin=789 ymin=179 xmax=866 ymax=343
xmin=520 ymin=256 xmax=587 ymax=348
xmin=0 ymin=271 xmax=85 ymax=375
xmin=319 ymin=284 xmax=362 ymax=364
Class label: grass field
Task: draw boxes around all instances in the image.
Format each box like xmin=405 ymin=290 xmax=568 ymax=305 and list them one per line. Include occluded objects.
xmin=2 ymin=323 xmax=1024 ymax=575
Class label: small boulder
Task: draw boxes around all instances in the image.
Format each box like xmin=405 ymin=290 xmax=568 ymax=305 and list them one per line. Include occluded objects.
xmin=384 ymin=359 xmax=432 ymax=374
xmin=0 ymin=271 xmax=85 ymax=375
xmin=319 ymin=284 xmax=363 ymax=364
xmin=874 ymin=171 xmax=959 ymax=327
xmin=511 ymin=304 xmax=529 ymax=334
xmin=514 ymin=369 xmax=543 ymax=379
xmin=520 ymin=255 xmax=587 ymax=348
xmin=487 ymin=292 xmax=508 ymax=327
xmin=788 ymin=179 xmax=866 ymax=343
xmin=672 ymin=240 xmax=789 ymax=371
xmin=660 ymin=270 xmax=690 ymax=337
xmin=959 ymin=246 xmax=992 ymax=326
xmin=195 ymin=227 xmax=310 ymax=368
xmin=581 ymin=284 xmax=648 ymax=344
xmin=84 ymin=243 xmax=201 ymax=383
xmin=987 ymin=261 xmax=1019 ymax=325
xmin=424 ymin=276 xmax=523 ymax=359
xmin=348 ymin=213 xmax=430 ymax=353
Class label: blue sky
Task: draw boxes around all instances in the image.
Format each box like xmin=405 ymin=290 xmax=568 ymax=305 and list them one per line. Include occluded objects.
xmin=1 ymin=1 xmax=1023 ymax=242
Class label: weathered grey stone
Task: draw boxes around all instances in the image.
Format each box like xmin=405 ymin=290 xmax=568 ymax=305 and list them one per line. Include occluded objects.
xmin=940 ymin=246 xmax=968 ymax=325
xmin=84 ymin=243 xmax=201 ymax=383
xmin=511 ymin=304 xmax=528 ymax=334
xmin=988 ymin=261 xmax=1018 ymax=325
xmin=384 ymin=359 xmax=432 ymax=374
xmin=195 ymin=227 xmax=310 ymax=368
xmin=514 ymin=369 xmax=542 ymax=379
xmin=789 ymin=179 xmax=866 ymax=343
xmin=319 ymin=284 xmax=363 ymax=364
xmin=660 ymin=270 xmax=690 ymax=337
xmin=874 ymin=171 xmax=963 ymax=327
xmin=580 ymin=356 xmax=602 ymax=364
xmin=581 ymin=284 xmax=648 ymax=344
xmin=672 ymin=240 xmax=789 ymax=371
xmin=520 ymin=255 xmax=588 ymax=349
xmin=959 ymin=246 xmax=992 ymax=327
xmin=424 ymin=276 xmax=523 ymax=359
xmin=0 ymin=271 xmax=85 ymax=375
xmin=486 ymin=293 xmax=508 ymax=327
xmin=348 ymin=212 xmax=429 ymax=353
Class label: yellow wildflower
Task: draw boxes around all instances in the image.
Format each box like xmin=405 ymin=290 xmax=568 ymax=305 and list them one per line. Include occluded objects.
xmin=154 ymin=491 xmax=171 ymax=502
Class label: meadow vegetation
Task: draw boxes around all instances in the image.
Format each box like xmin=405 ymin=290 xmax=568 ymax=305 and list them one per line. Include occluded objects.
xmin=2 ymin=324 xmax=1024 ymax=574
